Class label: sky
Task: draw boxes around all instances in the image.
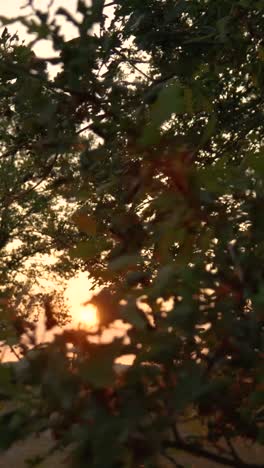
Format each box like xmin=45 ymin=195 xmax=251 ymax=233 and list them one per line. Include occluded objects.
xmin=1 ymin=0 xmax=81 ymax=75
xmin=1 ymin=0 xmax=80 ymax=45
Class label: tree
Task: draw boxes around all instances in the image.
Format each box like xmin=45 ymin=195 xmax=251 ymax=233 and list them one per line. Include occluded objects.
xmin=0 ymin=0 xmax=264 ymax=466
xmin=0 ymin=27 xmax=93 ymax=334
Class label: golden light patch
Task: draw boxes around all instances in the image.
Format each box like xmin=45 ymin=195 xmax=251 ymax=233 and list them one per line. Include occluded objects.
xmin=76 ymin=304 xmax=98 ymax=328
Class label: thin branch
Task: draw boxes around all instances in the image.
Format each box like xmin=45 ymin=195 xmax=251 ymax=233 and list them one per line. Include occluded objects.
xmin=48 ymin=0 xmax=55 ymax=8
xmin=104 ymin=1 xmax=117 ymax=7
xmin=76 ymin=123 xmax=92 ymax=135
xmin=9 ymin=345 xmax=21 ymax=360
xmin=31 ymin=56 xmax=62 ymax=64
xmin=115 ymin=49 xmax=150 ymax=80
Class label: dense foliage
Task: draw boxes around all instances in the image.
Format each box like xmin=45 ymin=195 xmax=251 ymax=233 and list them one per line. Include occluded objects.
xmin=0 ymin=0 xmax=264 ymax=466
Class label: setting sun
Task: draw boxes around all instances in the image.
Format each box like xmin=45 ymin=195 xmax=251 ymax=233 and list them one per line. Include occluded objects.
xmin=77 ymin=304 xmax=98 ymax=328
xmin=65 ymin=273 xmax=100 ymax=329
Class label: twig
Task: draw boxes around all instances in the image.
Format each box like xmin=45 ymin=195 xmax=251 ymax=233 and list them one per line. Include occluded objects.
xmin=104 ymin=1 xmax=117 ymax=8
xmin=115 ymin=49 xmax=150 ymax=80
xmin=76 ymin=123 xmax=92 ymax=135
xmin=9 ymin=345 xmax=20 ymax=360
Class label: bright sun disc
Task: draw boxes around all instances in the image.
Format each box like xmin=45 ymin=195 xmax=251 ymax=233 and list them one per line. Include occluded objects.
xmin=77 ymin=304 xmax=98 ymax=328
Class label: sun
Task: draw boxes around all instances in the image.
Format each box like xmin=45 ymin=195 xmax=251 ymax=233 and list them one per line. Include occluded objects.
xmin=65 ymin=273 xmax=100 ymax=329
xmin=77 ymin=304 xmax=99 ymax=328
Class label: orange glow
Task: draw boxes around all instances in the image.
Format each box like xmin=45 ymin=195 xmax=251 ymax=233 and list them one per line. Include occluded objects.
xmin=64 ymin=273 xmax=100 ymax=329
xmin=76 ymin=304 xmax=98 ymax=328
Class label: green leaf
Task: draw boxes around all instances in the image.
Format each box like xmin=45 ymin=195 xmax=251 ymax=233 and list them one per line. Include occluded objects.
xmin=217 ymin=16 xmax=230 ymax=41
xmin=69 ymin=241 xmax=95 ymax=259
xmin=92 ymin=0 xmax=104 ymax=18
xmin=81 ymin=358 xmax=115 ymax=388
xmin=0 ymin=365 xmax=13 ymax=395
xmin=184 ymin=86 xmax=193 ymax=114
xmin=244 ymin=150 xmax=264 ymax=177
xmin=257 ymin=427 xmax=264 ymax=444
xmin=69 ymin=238 xmax=108 ymax=259
xmin=150 ymin=81 xmax=185 ymax=127
xmin=139 ymin=123 xmax=161 ymax=147
xmin=79 ymin=341 xmax=121 ymax=388
xmin=109 ymin=254 xmax=140 ymax=272
xmin=149 ymin=264 xmax=177 ymax=299
xmin=199 ymin=113 xmax=217 ymax=147
xmin=121 ymin=303 xmax=147 ymax=329
xmin=126 ymin=271 xmax=149 ymax=286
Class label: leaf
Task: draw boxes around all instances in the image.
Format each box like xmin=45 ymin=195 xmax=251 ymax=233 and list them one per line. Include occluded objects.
xmin=217 ymin=16 xmax=230 ymax=41
xmin=244 ymin=150 xmax=264 ymax=177
xmin=139 ymin=123 xmax=161 ymax=147
xmin=166 ymin=303 xmax=192 ymax=328
xmin=197 ymin=159 xmax=230 ymax=193
xmin=0 ymin=365 xmax=13 ymax=392
xmin=79 ymin=341 xmax=121 ymax=388
xmin=199 ymin=113 xmax=217 ymax=147
xmin=172 ymin=364 xmax=206 ymax=410
xmin=184 ymin=86 xmax=193 ymax=114
xmin=81 ymin=357 xmax=115 ymax=388
xmin=91 ymin=289 xmax=119 ymax=326
xmin=149 ymin=264 xmax=177 ymax=299
xmin=150 ymin=81 xmax=185 ymax=127
xmin=257 ymin=426 xmax=264 ymax=444
xmin=0 ymin=407 xmax=28 ymax=450
xmin=69 ymin=240 xmax=99 ymax=259
xmin=109 ymin=254 xmax=140 ymax=272
xmin=0 ymin=15 xmax=26 ymax=26
xmin=258 ymin=46 xmax=264 ymax=62
xmin=121 ymin=303 xmax=147 ymax=329
xmin=72 ymin=213 xmax=97 ymax=235
xmin=126 ymin=271 xmax=149 ymax=286
xmin=92 ymin=0 xmax=105 ymax=17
